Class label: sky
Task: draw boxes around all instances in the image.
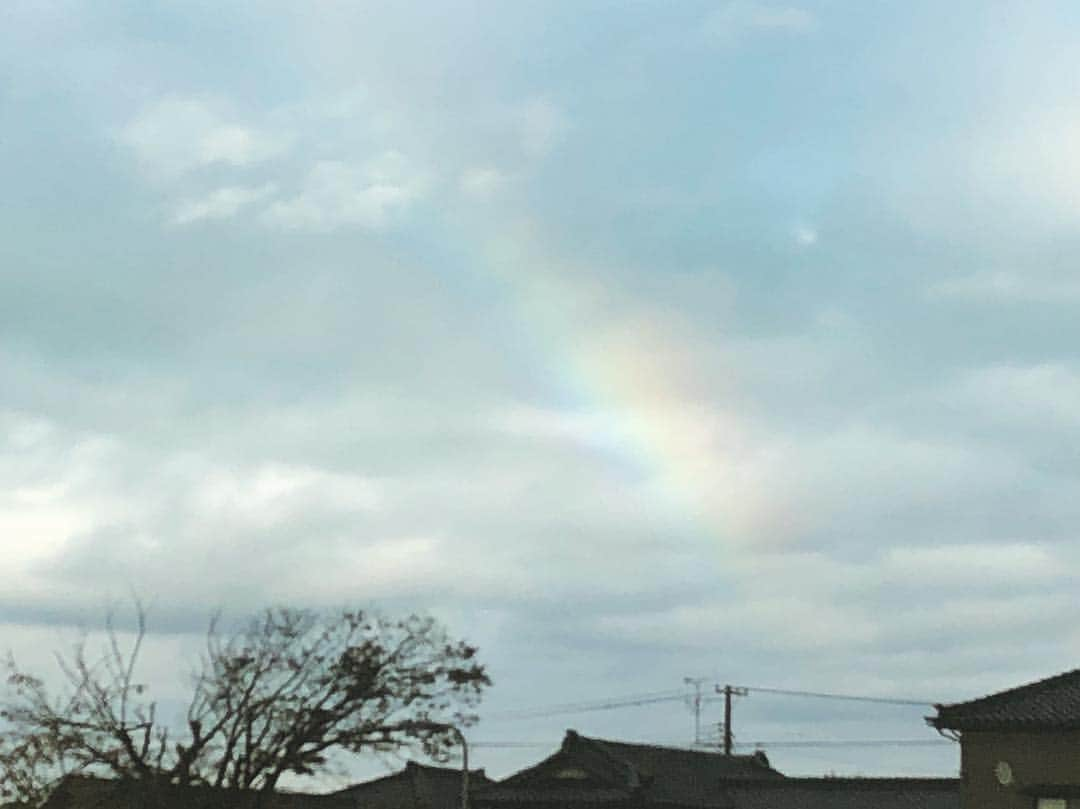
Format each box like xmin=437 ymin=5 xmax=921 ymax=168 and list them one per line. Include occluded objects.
xmin=4 ymin=0 xmax=1080 ymax=785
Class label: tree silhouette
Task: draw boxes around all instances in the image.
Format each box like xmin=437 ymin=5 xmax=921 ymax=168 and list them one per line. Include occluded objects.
xmin=0 ymin=605 xmax=489 ymax=805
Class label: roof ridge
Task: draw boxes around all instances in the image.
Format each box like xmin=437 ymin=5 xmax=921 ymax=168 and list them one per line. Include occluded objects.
xmin=408 ymin=762 xmax=486 ymax=776
xmin=575 ymin=733 xmax=760 ymax=760
xmin=571 ymin=733 xmax=642 ymax=788
xmin=723 ymin=776 xmax=960 ymax=785
xmin=937 ymin=668 xmax=1080 ymax=713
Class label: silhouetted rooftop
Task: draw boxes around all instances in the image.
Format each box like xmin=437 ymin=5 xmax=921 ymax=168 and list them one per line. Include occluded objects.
xmin=930 ymin=668 xmax=1080 ymax=731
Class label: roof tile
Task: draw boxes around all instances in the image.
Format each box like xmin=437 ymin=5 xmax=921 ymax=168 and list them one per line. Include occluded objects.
xmin=930 ymin=668 xmax=1080 ymax=731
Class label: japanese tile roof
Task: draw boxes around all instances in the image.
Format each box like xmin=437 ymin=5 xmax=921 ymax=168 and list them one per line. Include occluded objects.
xmin=333 ymin=761 xmax=491 ymax=809
xmin=720 ymin=777 xmax=960 ymax=809
xmin=476 ymin=786 xmax=636 ymax=805
xmin=929 ymin=668 xmax=1080 ymax=731
xmin=477 ymin=731 xmax=782 ymax=809
xmin=39 ymin=775 xmax=357 ymax=809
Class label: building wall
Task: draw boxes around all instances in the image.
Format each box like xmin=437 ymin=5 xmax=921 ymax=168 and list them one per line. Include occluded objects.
xmin=960 ymin=730 xmax=1080 ymax=809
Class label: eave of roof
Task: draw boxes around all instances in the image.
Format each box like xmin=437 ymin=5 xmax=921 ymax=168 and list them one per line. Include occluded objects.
xmin=930 ymin=668 xmax=1080 ymax=731
xmin=1021 ymin=784 xmax=1080 ymax=798
xmin=720 ymin=777 xmax=960 ymax=790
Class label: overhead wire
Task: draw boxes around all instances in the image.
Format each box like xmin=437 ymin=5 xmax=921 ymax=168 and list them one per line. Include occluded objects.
xmin=468 ymin=738 xmax=953 ymax=749
xmin=732 ymin=685 xmax=937 ymax=706
xmin=734 ymin=739 xmax=954 ymax=749
xmin=481 ymin=683 xmax=938 ymax=722
xmin=483 ymin=689 xmax=687 ymax=721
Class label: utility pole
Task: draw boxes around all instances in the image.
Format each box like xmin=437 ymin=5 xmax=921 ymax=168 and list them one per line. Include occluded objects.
xmin=716 ymin=684 xmax=748 ymax=755
xmin=684 ymin=677 xmax=709 ymax=745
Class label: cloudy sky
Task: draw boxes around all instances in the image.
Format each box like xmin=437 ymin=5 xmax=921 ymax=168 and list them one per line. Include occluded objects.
xmin=5 ymin=0 xmax=1080 ymax=784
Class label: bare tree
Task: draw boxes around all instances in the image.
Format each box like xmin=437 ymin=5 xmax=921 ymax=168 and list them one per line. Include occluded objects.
xmin=0 ymin=606 xmax=490 ymax=805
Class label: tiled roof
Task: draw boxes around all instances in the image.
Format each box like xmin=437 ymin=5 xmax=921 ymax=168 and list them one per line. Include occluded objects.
xmin=930 ymin=668 xmax=1080 ymax=731
xmin=721 ymin=778 xmax=960 ymax=809
xmin=476 ymin=787 xmax=633 ymax=805
xmin=40 ymin=775 xmax=356 ymax=809
xmin=333 ymin=762 xmax=491 ymax=809
xmin=585 ymin=736 xmax=783 ymax=784
xmin=477 ymin=731 xmax=782 ymax=809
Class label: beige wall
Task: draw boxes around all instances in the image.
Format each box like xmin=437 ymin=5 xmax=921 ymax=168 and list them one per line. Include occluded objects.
xmin=960 ymin=730 xmax=1080 ymax=809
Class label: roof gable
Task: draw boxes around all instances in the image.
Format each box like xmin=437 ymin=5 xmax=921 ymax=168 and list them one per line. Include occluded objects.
xmin=334 ymin=762 xmax=491 ymax=809
xmin=491 ymin=746 xmax=636 ymax=792
xmin=482 ymin=731 xmax=783 ymax=808
xmin=930 ymin=668 xmax=1080 ymax=731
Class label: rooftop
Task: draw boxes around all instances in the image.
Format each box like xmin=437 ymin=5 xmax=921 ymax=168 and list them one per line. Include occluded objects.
xmin=333 ymin=761 xmax=491 ymax=809
xmin=477 ymin=730 xmax=782 ymax=808
xmin=721 ymin=777 xmax=960 ymax=809
xmin=38 ymin=775 xmax=356 ymax=809
xmin=929 ymin=668 xmax=1080 ymax=732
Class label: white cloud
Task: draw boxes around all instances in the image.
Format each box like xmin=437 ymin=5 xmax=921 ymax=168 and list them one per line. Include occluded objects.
xmin=189 ymin=462 xmax=382 ymax=529
xmin=969 ymin=109 xmax=1080 ymax=225
xmin=171 ymin=183 xmax=277 ymax=226
xmin=121 ymin=97 xmax=289 ymax=181
xmin=793 ymin=222 xmax=818 ymax=246
xmin=263 ymin=152 xmax=425 ymax=231
xmin=0 ymin=412 xmax=132 ymax=577
xmin=927 ymin=271 xmax=1080 ymax=303
xmin=459 ymin=166 xmax=509 ymax=199
xmin=703 ymin=3 xmax=816 ymax=42
xmin=592 ymin=596 xmax=879 ymax=652
xmin=948 ymin=363 xmax=1080 ymax=429
xmin=883 ymin=543 xmax=1061 ymax=586
xmin=488 ymin=405 xmax=636 ymax=457
xmin=519 ymin=98 xmax=570 ymax=159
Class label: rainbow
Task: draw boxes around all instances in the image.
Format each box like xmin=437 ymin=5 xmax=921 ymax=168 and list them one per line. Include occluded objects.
xmin=421 ymin=211 xmax=753 ymax=544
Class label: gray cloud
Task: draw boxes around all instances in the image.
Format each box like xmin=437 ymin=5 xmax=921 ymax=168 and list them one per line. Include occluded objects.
xmin=7 ymin=0 xmax=1080 ymax=783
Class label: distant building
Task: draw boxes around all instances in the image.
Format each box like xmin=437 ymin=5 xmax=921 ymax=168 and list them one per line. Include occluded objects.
xmin=37 ymin=775 xmax=355 ymax=809
xmin=330 ymin=761 xmax=491 ymax=809
xmin=36 ymin=728 xmax=963 ymax=809
xmin=471 ymin=729 xmax=957 ymax=809
xmin=721 ymin=776 xmax=960 ymax=809
xmin=929 ymin=668 xmax=1080 ymax=809
xmin=474 ymin=729 xmax=783 ymax=809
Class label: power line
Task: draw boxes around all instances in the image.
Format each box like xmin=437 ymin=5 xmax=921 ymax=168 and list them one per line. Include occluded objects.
xmin=467 ymin=738 xmax=954 ymax=750
xmin=483 ymin=689 xmax=686 ymax=721
xmin=734 ymin=739 xmax=955 ymax=749
xmin=733 ymin=685 xmax=936 ymax=706
xmin=481 ymin=683 xmax=938 ymax=724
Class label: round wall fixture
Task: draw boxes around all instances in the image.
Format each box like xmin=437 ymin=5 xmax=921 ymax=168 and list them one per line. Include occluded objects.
xmin=994 ymin=760 xmax=1014 ymax=786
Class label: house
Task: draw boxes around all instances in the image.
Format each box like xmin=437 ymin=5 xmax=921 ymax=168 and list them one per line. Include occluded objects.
xmin=473 ymin=730 xmax=783 ymax=809
xmin=35 ymin=763 xmax=487 ymax=809
xmin=929 ymin=668 xmax=1080 ymax=809
xmin=330 ymin=761 xmax=492 ymax=809
xmin=720 ymin=776 xmax=960 ymax=809
xmin=37 ymin=774 xmax=357 ymax=809
xmin=473 ymin=730 xmax=960 ymax=809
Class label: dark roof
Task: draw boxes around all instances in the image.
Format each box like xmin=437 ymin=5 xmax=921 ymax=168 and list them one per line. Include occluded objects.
xmin=334 ymin=761 xmax=491 ymax=809
xmin=720 ymin=778 xmax=960 ymax=809
xmin=40 ymin=775 xmax=356 ymax=809
xmin=1021 ymin=784 xmax=1080 ymax=798
xmin=478 ymin=730 xmax=782 ymax=809
xmin=585 ymin=737 xmax=782 ymax=785
xmin=930 ymin=668 xmax=1080 ymax=731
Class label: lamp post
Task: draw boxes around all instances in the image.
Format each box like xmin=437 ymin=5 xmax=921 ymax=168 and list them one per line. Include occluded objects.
xmin=396 ymin=721 xmax=470 ymax=809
